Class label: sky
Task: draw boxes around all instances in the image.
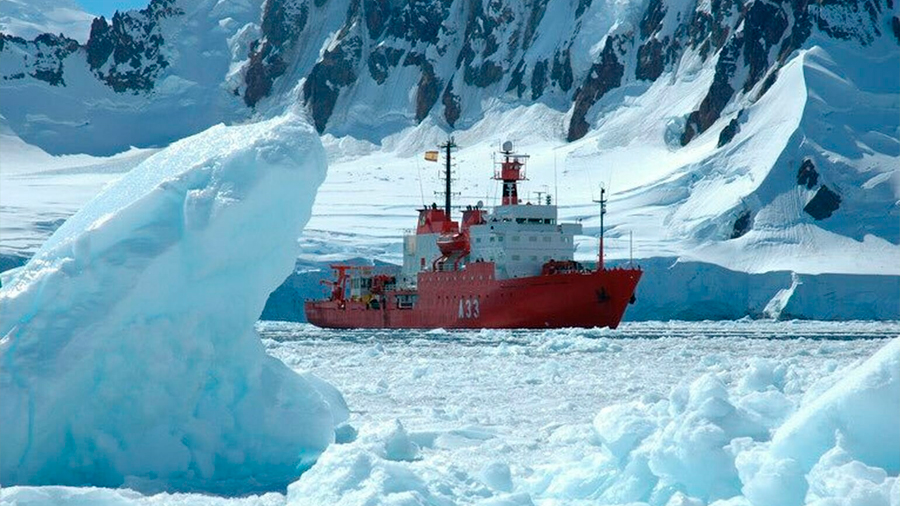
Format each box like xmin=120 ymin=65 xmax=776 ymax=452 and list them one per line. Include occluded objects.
xmin=76 ymin=0 xmax=148 ymax=17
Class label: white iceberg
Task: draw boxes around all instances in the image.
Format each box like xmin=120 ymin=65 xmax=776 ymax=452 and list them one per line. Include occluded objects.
xmin=0 ymin=114 xmax=343 ymax=493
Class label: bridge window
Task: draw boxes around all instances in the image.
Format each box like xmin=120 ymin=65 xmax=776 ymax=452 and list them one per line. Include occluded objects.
xmin=512 ymin=236 xmax=520 ymax=242
xmin=530 ymin=255 xmax=538 ymax=261
xmin=529 ymin=236 xmax=537 ymax=242
xmin=512 ymin=255 xmax=521 ymax=261
xmin=498 ymin=236 xmax=504 ymax=242
xmin=543 ymin=236 xmax=552 ymax=242
xmin=490 ymin=236 xmax=495 ymax=242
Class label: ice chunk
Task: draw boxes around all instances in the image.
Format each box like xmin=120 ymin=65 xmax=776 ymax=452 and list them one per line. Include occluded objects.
xmin=0 ymin=114 xmax=339 ymax=494
xmin=593 ymin=401 xmax=656 ymax=462
xmin=806 ymin=443 xmax=895 ymax=505
xmin=770 ymin=338 xmax=900 ymax=473
xmin=286 ymin=421 xmax=500 ymax=506
xmin=381 ymin=420 xmax=420 ymax=462
xmin=480 ymin=462 xmax=514 ymax=492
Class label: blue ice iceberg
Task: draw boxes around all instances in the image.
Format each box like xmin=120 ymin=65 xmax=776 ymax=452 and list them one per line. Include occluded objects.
xmin=0 ymin=114 xmax=345 ymax=493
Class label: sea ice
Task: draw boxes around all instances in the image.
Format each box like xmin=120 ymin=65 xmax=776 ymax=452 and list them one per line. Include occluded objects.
xmin=526 ymin=336 xmax=899 ymax=506
xmin=0 ymin=114 xmax=344 ymax=493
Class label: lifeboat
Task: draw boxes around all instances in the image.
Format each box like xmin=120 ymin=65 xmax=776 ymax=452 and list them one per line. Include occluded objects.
xmin=436 ymin=232 xmax=469 ymax=256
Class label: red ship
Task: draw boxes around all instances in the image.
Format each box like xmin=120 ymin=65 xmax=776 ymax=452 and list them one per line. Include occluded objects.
xmin=305 ymin=140 xmax=642 ymax=329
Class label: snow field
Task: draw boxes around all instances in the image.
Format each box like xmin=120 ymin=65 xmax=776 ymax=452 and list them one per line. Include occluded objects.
xmin=0 ymin=114 xmax=344 ymax=493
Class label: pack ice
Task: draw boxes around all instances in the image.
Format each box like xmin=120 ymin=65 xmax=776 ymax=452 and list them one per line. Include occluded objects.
xmin=0 ymin=114 xmax=346 ymax=493
xmin=528 ymin=337 xmax=900 ymax=506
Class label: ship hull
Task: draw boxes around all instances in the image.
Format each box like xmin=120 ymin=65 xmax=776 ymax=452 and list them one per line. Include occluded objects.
xmin=305 ymin=263 xmax=642 ymax=329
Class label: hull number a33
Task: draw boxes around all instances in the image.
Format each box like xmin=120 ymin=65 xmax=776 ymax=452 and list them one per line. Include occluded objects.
xmin=458 ymin=298 xmax=480 ymax=319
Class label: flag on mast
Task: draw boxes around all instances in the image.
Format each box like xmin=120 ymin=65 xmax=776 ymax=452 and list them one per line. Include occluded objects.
xmin=424 ymin=150 xmax=439 ymax=162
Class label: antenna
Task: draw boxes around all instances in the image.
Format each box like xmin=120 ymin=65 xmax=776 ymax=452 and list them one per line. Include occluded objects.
xmin=629 ymin=230 xmax=634 ymax=267
xmin=592 ymin=184 xmax=607 ymax=271
xmin=416 ymin=159 xmax=426 ymax=207
xmin=554 ymin=152 xmax=559 ymax=208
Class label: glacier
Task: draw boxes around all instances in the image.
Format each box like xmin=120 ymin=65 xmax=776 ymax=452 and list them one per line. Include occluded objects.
xmin=0 ymin=113 xmax=345 ymax=493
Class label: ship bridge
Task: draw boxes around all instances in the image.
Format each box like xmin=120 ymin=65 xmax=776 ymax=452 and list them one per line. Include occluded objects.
xmin=468 ymin=203 xmax=582 ymax=279
xmin=400 ymin=140 xmax=584 ymax=286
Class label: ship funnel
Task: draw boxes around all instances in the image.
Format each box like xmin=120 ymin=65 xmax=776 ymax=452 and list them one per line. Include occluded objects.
xmin=502 ymin=140 xmax=513 ymax=152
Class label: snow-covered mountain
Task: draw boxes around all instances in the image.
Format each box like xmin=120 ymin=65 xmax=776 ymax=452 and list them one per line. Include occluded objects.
xmin=0 ymin=0 xmax=94 ymax=42
xmin=1 ymin=0 xmax=898 ymax=316
xmin=2 ymin=0 xmax=896 ymax=147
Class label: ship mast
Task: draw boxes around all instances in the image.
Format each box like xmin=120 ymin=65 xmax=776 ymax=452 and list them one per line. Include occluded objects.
xmin=593 ymin=186 xmax=607 ymax=270
xmin=440 ymin=137 xmax=457 ymax=217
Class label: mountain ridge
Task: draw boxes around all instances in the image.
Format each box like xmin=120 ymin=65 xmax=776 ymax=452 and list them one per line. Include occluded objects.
xmin=1 ymin=0 xmax=895 ymax=151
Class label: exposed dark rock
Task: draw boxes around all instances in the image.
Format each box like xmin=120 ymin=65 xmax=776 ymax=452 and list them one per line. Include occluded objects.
xmin=522 ymin=0 xmax=550 ymax=50
xmin=717 ymin=116 xmax=740 ymax=147
xmin=814 ymin=0 xmax=883 ymax=44
xmin=386 ymin=0 xmax=450 ymax=44
xmin=506 ymin=60 xmax=527 ymax=97
xmin=404 ymin=52 xmax=441 ymax=122
xmin=756 ymin=69 xmax=778 ymax=99
xmin=442 ymin=80 xmax=461 ymax=126
xmin=568 ymin=36 xmax=625 ymax=142
xmin=681 ymin=35 xmax=739 ymax=145
xmin=244 ymin=43 xmax=286 ymax=106
xmin=506 ymin=27 xmax=521 ymax=56
xmin=531 ymin=59 xmax=547 ymax=100
xmin=303 ymin=36 xmax=362 ymax=132
xmin=261 ymin=0 xmax=309 ymax=48
xmin=804 ymin=185 xmax=841 ymax=220
xmin=85 ymin=17 xmax=114 ymax=69
xmin=457 ymin=0 xmax=510 ymax=88
xmin=639 ymin=0 xmax=666 ymax=39
xmin=81 ymin=0 xmax=183 ymax=93
xmin=636 ymin=38 xmax=664 ymax=81
xmin=777 ymin=1 xmax=811 ymax=63
xmin=367 ymin=45 xmax=403 ymax=84
xmin=687 ymin=11 xmax=714 ymax=58
xmin=575 ymin=0 xmax=592 ymax=18
xmin=730 ymin=209 xmax=751 ymax=238
xmin=0 ymin=33 xmax=78 ymax=87
xmin=364 ymin=0 xmax=390 ymax=38
xmin=797 ymin=158 xmax=819 ymax=189
xmin=464 ymin=60 xmax=503 ymax=88
xmin=686 ymin=0 xmax=735 ymax=59
xmin=892 ymin=16 xmax=900 ymax=44
xmin=31 ymin=68 xmax=65 ymax=86
xmin=550 ymin=49 xmax=573 ymax=91
xmin=244 ymin=0 xmax=309 ymax=106
xmin=741 ymin=1 xmax=787 ymax=92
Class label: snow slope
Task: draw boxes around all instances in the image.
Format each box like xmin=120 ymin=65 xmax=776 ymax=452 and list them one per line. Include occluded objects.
xmin=0 ymin=0 xmax=94 ymax=42
xmin=0 ymin=113 xmax=344 ymax=493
